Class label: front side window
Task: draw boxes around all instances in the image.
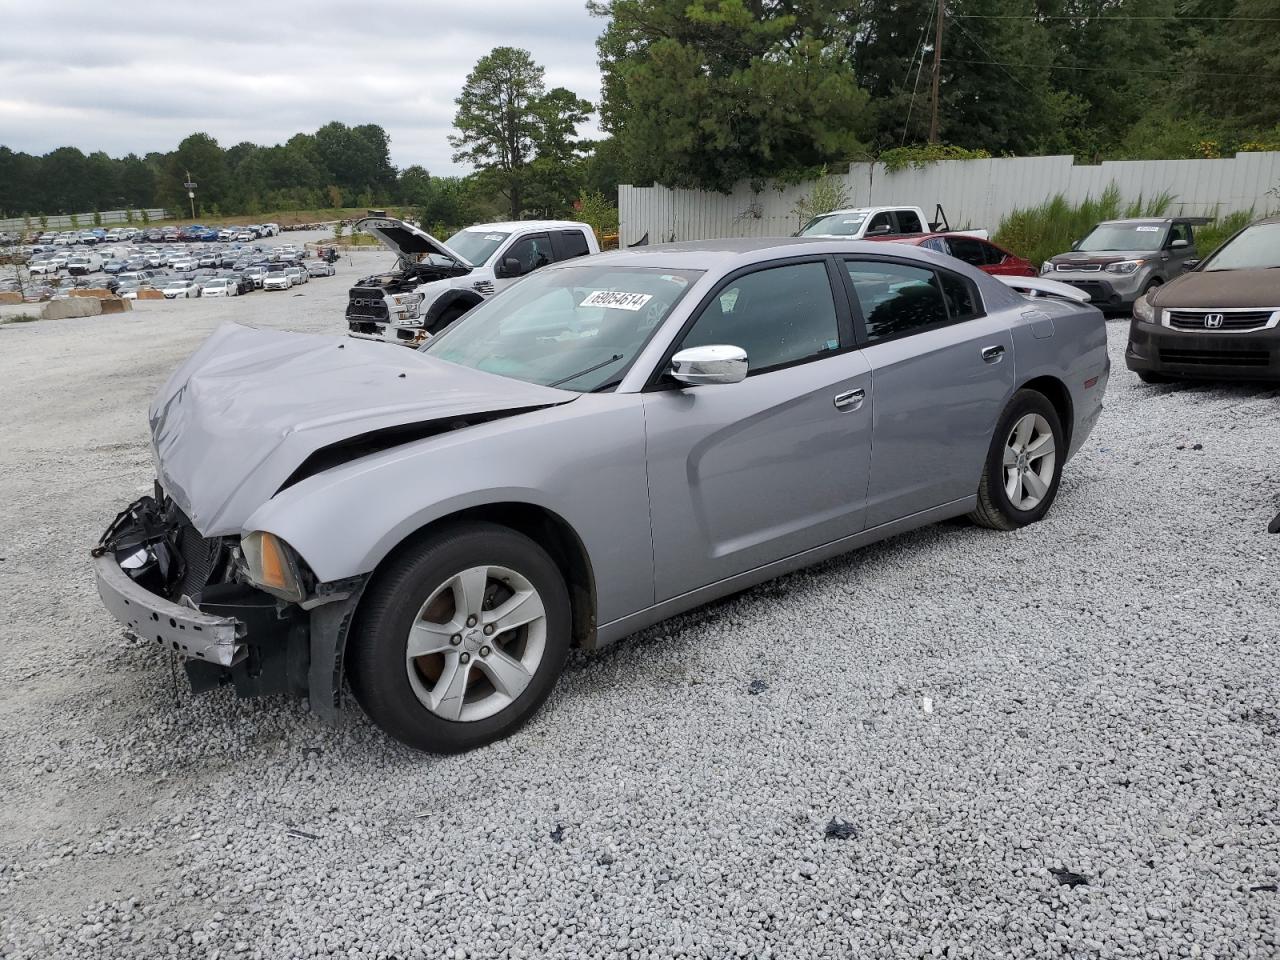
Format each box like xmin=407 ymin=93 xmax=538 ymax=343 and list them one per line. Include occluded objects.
xmin=1168 ymin=222 xmax=1192 ymax=247
xmin=867 ymin=211 xmax=893 ymax=234
xmin=679 ymin=261 xmax=840 ymax=374
xmin=506 ymin=234 xmax=553 ymax=274
xmin=425 ymin=265 xmax=702 ymax=392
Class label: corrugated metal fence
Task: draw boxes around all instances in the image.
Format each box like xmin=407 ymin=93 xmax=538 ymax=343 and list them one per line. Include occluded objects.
xmin=0 ymin=209 xmax=169 ymax=232
xmin=618 ymin=153 xmax=1280 ymax=246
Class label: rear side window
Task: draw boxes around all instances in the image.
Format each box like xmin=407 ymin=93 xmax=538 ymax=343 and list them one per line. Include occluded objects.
xmin=681 ymin=261 xmax=840 ymax=374
xmin=896 ymin=210 xmax=924 ymax=233
xmin=553 ymin=229 xmax=591 ymax=261
xmin=983 ymin=242 xmax=1008 ymax=266
xmin=843 ymin=260 xmax=983 ymax=343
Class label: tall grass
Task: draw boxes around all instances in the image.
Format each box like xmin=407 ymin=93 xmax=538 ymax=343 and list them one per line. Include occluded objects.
xmin=1191 ymin=209 xmax=1255 ymax=259
xmin=994 ymin=184 xmax=1174 ymax=268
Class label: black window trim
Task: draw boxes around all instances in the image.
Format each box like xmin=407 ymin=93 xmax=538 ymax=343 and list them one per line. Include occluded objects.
xmin=643 ymin=254 xmax=857 ymax=391
xmin=838 ymin=254 xmax=987 ymax=349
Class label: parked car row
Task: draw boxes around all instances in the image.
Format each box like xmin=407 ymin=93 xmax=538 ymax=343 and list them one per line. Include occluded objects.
xmin=17 ymin=222 xmax=282 ymax=247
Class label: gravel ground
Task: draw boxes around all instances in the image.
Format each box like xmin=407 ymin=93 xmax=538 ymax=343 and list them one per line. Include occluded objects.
xmin=0 ymin=261 xmax=1277 ymax=959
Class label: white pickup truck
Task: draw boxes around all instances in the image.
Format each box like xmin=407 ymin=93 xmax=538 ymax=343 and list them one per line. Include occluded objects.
xmin=346 ymin=218 xmax=600 ymax=346
xmin=797 ymin=204 xmax=989 ymax=241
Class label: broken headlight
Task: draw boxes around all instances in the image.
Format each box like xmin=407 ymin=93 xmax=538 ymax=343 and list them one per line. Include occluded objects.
xmin=240 ymin=531 xmax=307 ymax=603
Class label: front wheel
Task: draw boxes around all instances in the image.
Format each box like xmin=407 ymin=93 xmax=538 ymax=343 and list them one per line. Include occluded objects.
xmin=969 ymin=390 xmax=1064 ymax=531
xmin=348 ymin=522 xmax=571 ymax=753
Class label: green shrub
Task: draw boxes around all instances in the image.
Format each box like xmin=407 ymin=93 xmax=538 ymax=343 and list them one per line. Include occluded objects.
xmin=880 ymin=144 xmax=992 ymax=173
xmin=1192 ymin=209 xmax=1257 ymax=259
xmin=993 ymin=185 xmax=1174 ymax=267
xmin=576 ymin=190 xmax=619 ymax=242
xmin=790 ymin=166 xmax=853 ymax=229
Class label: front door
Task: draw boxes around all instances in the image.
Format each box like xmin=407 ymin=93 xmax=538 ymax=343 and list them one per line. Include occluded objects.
xmin=643 ymin=259 xmax=874 ymax=601
xmin=840 ymin=257 xmax=1017 ymax=527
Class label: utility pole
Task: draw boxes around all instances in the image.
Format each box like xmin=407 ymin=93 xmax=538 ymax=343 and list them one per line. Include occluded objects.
xmin=183 ymin=170 xmax=198 ymax=220
xmin=928 ymin=0 xmax=945 ymax=144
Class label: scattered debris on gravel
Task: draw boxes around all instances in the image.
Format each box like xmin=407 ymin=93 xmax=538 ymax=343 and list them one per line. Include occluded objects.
xmin=1 ymin=276 xmax=1276 ymax=958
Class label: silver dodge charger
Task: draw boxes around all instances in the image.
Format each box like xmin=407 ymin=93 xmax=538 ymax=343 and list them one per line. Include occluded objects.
xmin=93 ymin=238 xmax=1109 ymax=752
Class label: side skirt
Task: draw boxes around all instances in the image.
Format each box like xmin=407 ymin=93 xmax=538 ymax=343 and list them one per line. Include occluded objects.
xmin=594 ymin=497 xmax=976 ymax=648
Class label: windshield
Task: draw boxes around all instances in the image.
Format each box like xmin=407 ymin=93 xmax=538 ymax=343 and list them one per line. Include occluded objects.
xmin=443 ymin=229 xmax=510 ymax=265
xmin=1077 ymin=223 xmax=1167 ymax=252
xmin=1200 ymin=221 xmax=1280 ymax=271
xmin=423 ymin=264 xmax=703 ymax=392
xmin=798 ymin=213 xmax=867 ymax=237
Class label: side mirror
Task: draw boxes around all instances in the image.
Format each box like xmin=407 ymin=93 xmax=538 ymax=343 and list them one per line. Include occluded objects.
xmin=1069 ymin=239 xmax=1080 ymax=250
xmin=1170 ymin=238 xmax=1189 ymax=249
xmin=495 ymin=256 xmax=523 ymax=278
xmin=865 ymin=224 xmax=892 ymax=236
xmin=670 ymin=345 xmax=748 ymax=386
xmin=1183 ymin=259 xmax=1201 ymax=270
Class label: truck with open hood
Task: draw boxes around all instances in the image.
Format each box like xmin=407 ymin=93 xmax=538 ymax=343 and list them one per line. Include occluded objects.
xmin=345 ymin=217 xmax=599 ymax=346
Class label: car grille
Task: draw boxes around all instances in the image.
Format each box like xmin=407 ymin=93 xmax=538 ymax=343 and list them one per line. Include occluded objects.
xmin=1058 ymin=263 xmax=1101 ymax=273
xmin=1167 ymin=310 xmax=1276 ymax=332
xmin=346 ymin=287 xmax=389 ymax=321
xmin=1159 ymin=347 xmax=1270 ymax=367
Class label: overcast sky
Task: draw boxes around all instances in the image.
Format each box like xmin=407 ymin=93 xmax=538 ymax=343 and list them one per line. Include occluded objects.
xmin=0 ymin=0 xmax=605 ymax=174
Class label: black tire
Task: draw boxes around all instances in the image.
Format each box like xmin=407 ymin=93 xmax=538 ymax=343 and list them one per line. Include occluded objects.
xmin=1136 ymin=369 xmax=1171 ymax=384
xmin=969 ymin=389 xmax=1065 ymax=531
xmin=426 ymin=304 xmax=470 ymax=336
xmin=347 ymin=522 xmax=571 ymax=753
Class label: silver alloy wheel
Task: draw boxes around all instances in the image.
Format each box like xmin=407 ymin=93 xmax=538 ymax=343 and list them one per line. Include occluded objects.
xmin=404 ymin=565 xmax=547 ymax=723
xmin=1003 ymin=412 xmax=1056 ymax=511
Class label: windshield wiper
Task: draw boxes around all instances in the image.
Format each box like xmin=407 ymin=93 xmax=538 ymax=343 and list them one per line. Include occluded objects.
xmin=549 ymin=353 xmax=624 ymax=389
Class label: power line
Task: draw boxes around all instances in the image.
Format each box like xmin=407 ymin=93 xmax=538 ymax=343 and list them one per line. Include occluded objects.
xmin=941 ymin=56 xmax=1280 ymax=81
xmin=952 ymin=13 xmax=1280 ymax=22
xmin=900 ymin=2 xmax=936 ymax=146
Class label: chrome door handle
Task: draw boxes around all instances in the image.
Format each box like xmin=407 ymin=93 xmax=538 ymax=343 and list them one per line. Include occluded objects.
xmin=981 ymin=344 xmax=1005 ymax=363
xmin=833 ymin=388 xmax=865 ymax=410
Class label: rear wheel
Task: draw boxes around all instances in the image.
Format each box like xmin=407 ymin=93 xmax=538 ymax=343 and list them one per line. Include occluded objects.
xmin=970 ymin=390 xmax=1064 ymax=531
xmin=348 ymin=522 xmax=571 ymax=753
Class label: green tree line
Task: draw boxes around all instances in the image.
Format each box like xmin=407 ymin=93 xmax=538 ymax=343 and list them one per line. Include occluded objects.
xmin=591 ymin=0 xmax=1280 ymax=191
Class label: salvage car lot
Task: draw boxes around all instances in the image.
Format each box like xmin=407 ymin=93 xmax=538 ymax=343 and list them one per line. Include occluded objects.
xmin=1 ymin=263 xmax=1277 ymax=957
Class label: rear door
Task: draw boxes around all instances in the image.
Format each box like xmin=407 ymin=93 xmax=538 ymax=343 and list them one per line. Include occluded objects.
xmin=643 ymin=258 xmax=873 ymax=599
xmin=839 ymin=257 xmax=1016 ymax=527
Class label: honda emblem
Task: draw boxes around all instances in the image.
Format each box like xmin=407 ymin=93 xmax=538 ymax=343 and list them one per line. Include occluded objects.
xmin=1203 ymin=313 xmax=1224 ymax=329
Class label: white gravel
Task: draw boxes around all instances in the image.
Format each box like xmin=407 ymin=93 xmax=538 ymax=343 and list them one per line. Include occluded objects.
xmin=1 ymin=261 xmax=1277 ymax=959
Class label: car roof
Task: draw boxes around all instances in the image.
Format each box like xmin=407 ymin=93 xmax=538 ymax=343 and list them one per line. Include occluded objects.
xmin=460 ymin=220 xmax=588 ymax=232
xmin=566 ymin=236 xmax=943 ymax=270
xmin=1096 ymin=217 xmax=1176 ymax=226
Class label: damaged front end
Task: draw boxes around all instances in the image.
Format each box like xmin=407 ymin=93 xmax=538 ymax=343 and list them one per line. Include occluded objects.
xmin=92 ymin=488 xmax=365 ymax=715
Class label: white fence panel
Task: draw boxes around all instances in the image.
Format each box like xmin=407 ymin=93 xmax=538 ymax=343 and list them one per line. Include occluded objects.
xmin=618 ymin=153 xmax=1280 ymax=246
xmin=0 ymin=208 xmax=170 ymax=232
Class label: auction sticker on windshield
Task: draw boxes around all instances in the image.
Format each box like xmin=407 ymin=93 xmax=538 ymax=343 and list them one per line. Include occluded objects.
xmin=1135 ymin=226 xmax=1160 ymax=231
xmin=581 ymin=290 xmax=654 ymax=311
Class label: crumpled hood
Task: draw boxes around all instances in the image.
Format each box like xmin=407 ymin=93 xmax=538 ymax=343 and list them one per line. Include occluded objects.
xmin=149 ymin=323 xmax=572 ymax=536
xmin=1152 ymin=268 xmax=1280 ymax=309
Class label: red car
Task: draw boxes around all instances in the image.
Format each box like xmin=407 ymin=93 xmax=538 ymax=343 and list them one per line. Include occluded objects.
xmin=868 ymin=232 xmax=1036 ymax=277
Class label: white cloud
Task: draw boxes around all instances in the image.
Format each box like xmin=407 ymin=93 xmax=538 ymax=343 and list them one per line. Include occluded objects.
xmin=0 ymin=0 xmax=606 ymax=173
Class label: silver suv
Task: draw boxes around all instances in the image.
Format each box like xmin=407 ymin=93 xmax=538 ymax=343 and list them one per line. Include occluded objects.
xmin=1041 ymin=217 xmax=1206 ymax=311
